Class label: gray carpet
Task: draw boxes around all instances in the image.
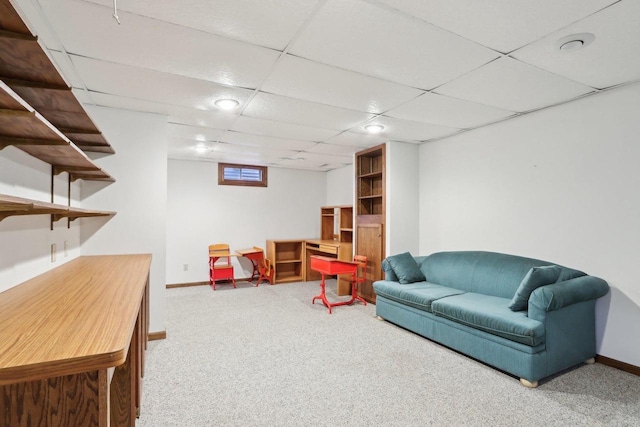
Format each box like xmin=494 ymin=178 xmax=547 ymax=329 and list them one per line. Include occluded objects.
xmin=138 ymin=281 xmax=640 ymax=426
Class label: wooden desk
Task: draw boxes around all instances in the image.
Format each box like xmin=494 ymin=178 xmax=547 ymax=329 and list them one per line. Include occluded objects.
xmin=305 ymin=239 xmax=353 ymax=295
xmin=0 ymin=254 xmax=152 ymax=427
xmin=310 ymin=256 xmax=366 ymax=314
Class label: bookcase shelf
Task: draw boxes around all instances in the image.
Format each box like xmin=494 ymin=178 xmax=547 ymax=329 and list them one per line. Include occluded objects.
xmin=0 ymin=11 xmax=113 ymax=154
xmin=0 ymin=81 xmax=114 ymax=182
xmin=267 ymin=239 xmax=305 ymax=283
xmin=0 ymin=194 xmax=115 ymax=222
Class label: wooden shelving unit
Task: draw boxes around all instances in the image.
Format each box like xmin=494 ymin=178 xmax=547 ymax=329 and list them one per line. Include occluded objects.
xmin=267 ymin=239 xmax=305 ymax=284
xmin=0 ymin=1 xmax=114 ymax=154
xmin=0 ymin=81 xmax=114 ymax=181
xmin=355 ymin=144 xmax=386 ymax=303
xmin=0 ymin=0 xmax=116 ymax=226
xmin=320 ymin=205 xmax=353 ymax=243
xmin=0 ymin=194 xmax=115 ymax=222
xmin=357 ymin=151 xmax=385 ymax=217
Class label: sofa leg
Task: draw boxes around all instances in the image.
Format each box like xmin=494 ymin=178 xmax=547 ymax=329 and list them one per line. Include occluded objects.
xmin=520 ymin=378 xmax=539 ymax=388
xmin=585 ymin=357 xmax=596 ymax=364
xmin=375 ymin=315 xmax=385 ymax=321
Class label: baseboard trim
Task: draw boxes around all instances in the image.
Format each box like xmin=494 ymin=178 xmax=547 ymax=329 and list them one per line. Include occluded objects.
xmin=166 ymin=281 xmax=208 ymax=289
xmin=149 ymin=331 xmax=166 ymax=341
xmin=166 ymin=278 xmax=252 ymax=289
xmin=596 ymin=354 xmax=640 ymax=377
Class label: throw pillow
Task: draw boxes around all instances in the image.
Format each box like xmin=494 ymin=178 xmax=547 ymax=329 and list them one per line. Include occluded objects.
xmin=508 ymin=265 xmax=562 ymax=311
xmin=386 ymin=252 xmax=425 ymax=284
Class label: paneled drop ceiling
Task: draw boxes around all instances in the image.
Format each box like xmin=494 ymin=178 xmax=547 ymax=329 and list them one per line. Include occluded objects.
xmin=10 ymin=0 xmax=640 ymax=171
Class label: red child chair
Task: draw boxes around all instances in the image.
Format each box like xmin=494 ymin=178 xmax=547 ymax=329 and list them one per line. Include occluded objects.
xmin=209 ymin=244 xmax=236 ymax=290
xmin=255 ymin=258 xmax=275 ymax=286
xmin=350 ymin=255 xmax=368 ymax=296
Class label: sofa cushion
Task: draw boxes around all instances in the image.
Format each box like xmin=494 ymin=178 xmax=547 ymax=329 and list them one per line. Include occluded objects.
xmin=420 ymin=251 xmax=569 ymax=299
xmin=432 ymin=293 xmax=545 ymax=347
xmin=385 ymin=252 xmax=426 ymax=284
xmin=373 ymin=281 xmax=464 ymax=312
xmin=508 ymin=265 xmax=562 ymax=311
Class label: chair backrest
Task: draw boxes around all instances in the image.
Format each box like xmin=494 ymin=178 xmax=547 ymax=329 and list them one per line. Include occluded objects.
xmin=353 ymin=255 xmax=368 ymax=279
xmin=261 ymin=258 xmax=273 ymax=275
xmin=209 ymin=244 xmax=231 ymax=263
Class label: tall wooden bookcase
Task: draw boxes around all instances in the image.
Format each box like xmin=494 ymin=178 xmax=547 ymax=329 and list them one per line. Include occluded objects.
xmin=355 ymin=144 xmax=386 ymax=303
xmin=321 ymin=205 xmax=353 ymax=243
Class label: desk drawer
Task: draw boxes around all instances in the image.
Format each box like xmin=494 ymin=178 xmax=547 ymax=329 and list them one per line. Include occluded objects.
xmin=319 ymin=244 xmax=338 ymax=254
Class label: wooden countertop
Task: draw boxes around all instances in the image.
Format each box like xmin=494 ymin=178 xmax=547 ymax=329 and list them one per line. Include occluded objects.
xmin=0 ymin=254 xmax=151 ymax=385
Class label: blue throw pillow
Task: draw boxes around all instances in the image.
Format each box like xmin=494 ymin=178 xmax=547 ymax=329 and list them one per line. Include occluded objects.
xmin=508 ymin=265 xmax=562 ymax=311
xmin=386 ymin=252 xmax=425 ymax=284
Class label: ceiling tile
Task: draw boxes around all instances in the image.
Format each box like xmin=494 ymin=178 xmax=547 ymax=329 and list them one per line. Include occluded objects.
xmin=70 ymin=55 xmax=254 ymax=111
xmin=220 ymin=132 xmax=318 ymax=152
xmin=354 ymin=117 xmax=459 ymax=142
xmin=375 ymin=0 xmax=618 ymax=53
xmin=306 ymin=143 xmax=361 ymax=156
xmin=244 ymin=92 xmax=374 ymax=130
xmin=434 ymin=57 xmax=595 ymax=112
xmin=83 ymin=0 xmax=320 ymax=50
xmin=298 ymin=151 xmax=352 ymax=165
xmin=168 ymin=124 xmax=225 ymax=142
xmin=261 ymin=54 xmax=424 ymax=114
xmin=324 ymin=131 xmax=387 ymax=148
xmin=87 ymin=92 xmax=172 ymax=115
xmin=39 ymin=0 xmax=279 ymax=89
xmin=512 ymin=1 xmax=640 ymax=89
xmin=290 ymin=0 xmax=498 ymax=89
xmin=385 ymin=92 xmax=516 ymax=128
xmin=231 ymin=116 xmax=340 ymax=142
xmin=87 ymin=92 xmax=239 ymax=129
xmin=214 ymin=141 xmax=299 ymax=159
xmin=166 ymin=107 xmax=239 ymax=130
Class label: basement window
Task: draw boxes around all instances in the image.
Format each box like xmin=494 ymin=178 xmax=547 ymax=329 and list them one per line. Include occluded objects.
xmin=218 ymin=163 xmax=268 ymax=187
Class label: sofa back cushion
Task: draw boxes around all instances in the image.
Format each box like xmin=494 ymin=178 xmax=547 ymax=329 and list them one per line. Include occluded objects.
xmin=420 ymin=251 xmax=585 ymax=299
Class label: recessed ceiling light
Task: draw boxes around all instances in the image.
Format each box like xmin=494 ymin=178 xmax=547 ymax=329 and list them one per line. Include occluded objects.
xmin=557 ymin=33 xmax=594 ymax=52
xmin=364 ymin=124 xmax=384 ymax=134
xmin=214 ymin=98 xmax=240 ymax=110
xmin=193 ymin=143 xmax=208 ymax=153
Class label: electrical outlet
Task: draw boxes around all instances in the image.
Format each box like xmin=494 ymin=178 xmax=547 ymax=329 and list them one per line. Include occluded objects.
xmin=183 ymin=264 xmax=188 ymax=271
xmin=64 ymin=241 xmax=68 ymax=257
xmin=51 ymin=244 xmax=56 ymax=263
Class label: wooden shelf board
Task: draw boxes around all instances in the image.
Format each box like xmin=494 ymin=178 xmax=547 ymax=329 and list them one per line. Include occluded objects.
xmin=0 ymin=194 xmax=115 ymax=222
xmin=0 ymin=81 xmax=114 ymax=182
xmin=358 ymin=195 xmax=383 ymax=200
xmin=0 ymin=23 xmax=114 ymax=154
xmin=358 ymin=171 xmax=383 ymax=178
xmin=276 ymin=275 xmax=303 ymax=283
xmin=275 ymin=259 xmax=303 ymax=264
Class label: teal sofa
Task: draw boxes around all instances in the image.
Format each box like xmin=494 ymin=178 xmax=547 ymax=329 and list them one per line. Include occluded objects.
xmin=373 ymin=251 xmax=609 ymax=387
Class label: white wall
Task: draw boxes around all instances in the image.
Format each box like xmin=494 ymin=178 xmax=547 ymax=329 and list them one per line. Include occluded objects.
xmin=325 ymin=164 xmax=354 ymax=206
xmin=0 ymin=147 xmax=82 ymax=293
xmin=386 ymin=141 xmax=420 ymax=256
xmin=418 ymin=83 xmax=640 ymax=367
xmin=166 ymin=160 xmax=326 ymax=284
xmin=80 ymin=106 xmax=168 ymax=334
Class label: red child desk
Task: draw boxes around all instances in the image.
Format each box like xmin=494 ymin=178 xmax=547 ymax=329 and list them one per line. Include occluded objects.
xmin=310 ymin=255 xmax=367 ymax=314
xmin=236 ymin=247 xmax=264 ymax=282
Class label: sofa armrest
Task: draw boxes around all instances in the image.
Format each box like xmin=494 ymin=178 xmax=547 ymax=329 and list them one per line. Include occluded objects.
xmin=528 ymin=275 xmax=609 ymax=317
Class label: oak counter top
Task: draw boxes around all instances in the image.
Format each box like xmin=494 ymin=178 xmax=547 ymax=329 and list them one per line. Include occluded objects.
xmin=0 ymin=254 xmax=151 ymax=385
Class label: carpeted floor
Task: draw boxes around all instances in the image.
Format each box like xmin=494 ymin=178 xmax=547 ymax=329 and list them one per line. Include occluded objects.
xmin=138 ymin=281 xmax=640 ymax=426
